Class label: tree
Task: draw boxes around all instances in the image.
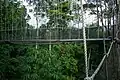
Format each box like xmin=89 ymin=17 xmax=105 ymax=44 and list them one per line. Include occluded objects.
xmin=0 ymin=0 xmax=28 ymax=40
xmin=25 ymin=0 xmax=81 ymax=39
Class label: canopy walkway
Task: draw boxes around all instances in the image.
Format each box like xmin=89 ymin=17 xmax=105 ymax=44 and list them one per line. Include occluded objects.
xmin=0 ymin=0 xmax=120 ymax=80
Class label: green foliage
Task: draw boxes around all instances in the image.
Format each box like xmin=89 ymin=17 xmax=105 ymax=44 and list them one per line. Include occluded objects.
xmin=0 ymin=41 xmax=108 ymax=80
xmin=0 ymin=44 xmax=27 ymax=80
xmin=0 ymin=43 xmax=86 ymax=80
xmin=0 ymin=1 xmax=111 ymax=80
xmin=47 ymin=1 xmax=74 ymax=28
xmin=21 ymin=44 xmax=83 ymax=80
xmin=0 ymin=0 xmax=29 ymax=40
xmin=0 ymin=0 xmax=26 ymax=29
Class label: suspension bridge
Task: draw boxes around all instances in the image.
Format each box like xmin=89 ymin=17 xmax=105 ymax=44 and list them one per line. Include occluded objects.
xmin=0 ymin=0 xmax=120 ymax=80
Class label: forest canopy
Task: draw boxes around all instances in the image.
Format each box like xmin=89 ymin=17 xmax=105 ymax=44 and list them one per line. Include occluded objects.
xmin=0 ymin=0 xmax=113 ymax=80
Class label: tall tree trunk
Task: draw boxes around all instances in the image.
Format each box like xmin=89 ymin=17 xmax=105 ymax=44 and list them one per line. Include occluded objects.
xmin=112 ymin=0 xmax=120 ymax=79
xmin=117 ymin=0 xmax=120 ymax=79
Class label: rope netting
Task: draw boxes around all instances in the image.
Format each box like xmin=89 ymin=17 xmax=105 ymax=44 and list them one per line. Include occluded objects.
xmin=0 ymin=0 xmax=118 ymax=80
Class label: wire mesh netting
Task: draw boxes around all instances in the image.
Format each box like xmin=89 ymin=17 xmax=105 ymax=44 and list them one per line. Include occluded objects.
xmin=0 ymin=0 xmax=116 ymax=43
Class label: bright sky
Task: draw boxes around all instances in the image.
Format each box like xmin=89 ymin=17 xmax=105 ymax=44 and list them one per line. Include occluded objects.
xmin=21 ymin=0 xmax=98 ymax=28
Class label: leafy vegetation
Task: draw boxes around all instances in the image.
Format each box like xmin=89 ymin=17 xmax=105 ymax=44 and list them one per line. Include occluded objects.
xmin=0 ymin=42 xmax=107 ymax=80
xmin=0 ymin=0 xmax=112 ymax=80
xmin=0 ymin=0 xmax=27 ymax=40
xmin=0 ymin=43 xmax=81 ymax=80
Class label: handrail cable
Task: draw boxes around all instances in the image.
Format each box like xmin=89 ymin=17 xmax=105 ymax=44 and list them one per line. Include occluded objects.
xmin=90 ymin=41 xmax=114 ymax=80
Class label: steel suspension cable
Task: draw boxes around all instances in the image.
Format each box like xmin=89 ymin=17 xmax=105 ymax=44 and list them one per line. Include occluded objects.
xmin=103 ymin=1 xmax=109 ymax=80
xmin=7 ymin=1 xmax=9 ymax=40
xmin=49 ymin=0 xmax=51 ymax=53
xmin=0 ymin=1 xmax=2 ymax=40
xmin=36 ymin=0 xmax=39 ymax=50
xmin=5 ymin=0 xmax=7 ymax=40
xmin=21 ymin=0 xmax=24 ymax=40
xmin=12 ymin=2 xmax=14 ymax=40
xmin=100 ymin=1 xmax=109 ymax=80
xmin=78 ymin=0 xmax=81 ymax=39
xmin=96 ymin=0 xmax=100 ymax=38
